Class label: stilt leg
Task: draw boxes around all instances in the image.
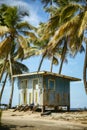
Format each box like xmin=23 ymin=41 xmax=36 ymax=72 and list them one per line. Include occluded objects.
xmin=67 ymin=106 xmax=70 ymax=111
xmin=42 ymin=106 xmax=45 ymax=113
xmin=54 ymin=106 xmax=58 ymax=112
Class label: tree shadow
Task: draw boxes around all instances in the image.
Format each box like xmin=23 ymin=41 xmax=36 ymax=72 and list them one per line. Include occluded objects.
xmin=0 ymin=124 xmax=35 ymax=130
xmin=20 ymin=125 xmax=35 ymax=128
xmin=0 ymin=124 xmax=10 ymax=130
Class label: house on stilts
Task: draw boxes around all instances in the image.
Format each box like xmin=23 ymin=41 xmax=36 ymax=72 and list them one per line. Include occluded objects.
xmin=13 ymin=71 xmax=81 ymax=112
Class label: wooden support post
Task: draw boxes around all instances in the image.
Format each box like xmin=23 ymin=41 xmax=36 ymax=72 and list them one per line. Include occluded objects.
xmin=42 ymin=106 xmax=45 ymax=113
xmin=54 ymin=106 xmax=58 ymax=112
xmin=67 ymin=106 xmax=70 ymax=111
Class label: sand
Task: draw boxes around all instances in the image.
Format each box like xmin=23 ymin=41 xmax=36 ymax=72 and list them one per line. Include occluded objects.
xmin=1 ymin=109 xmax=87 ymax=130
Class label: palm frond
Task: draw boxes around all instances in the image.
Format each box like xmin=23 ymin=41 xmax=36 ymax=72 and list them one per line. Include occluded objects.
xmin=78 ymin=11 xmax=87 ymax=37
xmin=16 ymin=22 xmax=37 ymax=31
xmin=14 ymin=46 xmax=24 ymax=60
xmin=45 ymin=6 xmax=58 ymax=15
xmin=17 ymin=35 xmax=28 ymax=49
xmin=0 ymin=37 xmax=11 ymax=55
xmin=53 ymin=56 xmax=59 ymax=65
xmin=0 ymin=26 xmax=10 ymax=36
xmin=3 ymin=6 xmax=19 ymax=27
xmin=12 ymin=61 xmax=29 ymax=75
xmin=22 ymin=31 xmax=37 ymax=41
xmin=47 ymin=14 xmax=81 ymax=51
xmin=60 ymin=3 xmax=83 ymax=23
xmin=24 ymin=47 xmax=39 ymax=59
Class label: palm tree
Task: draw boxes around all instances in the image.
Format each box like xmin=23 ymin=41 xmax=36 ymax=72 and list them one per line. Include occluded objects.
xmin=0 ymin=4 xmax=37 ymax=107
xmin=42 ymin=0 xmax=87 ymax=92
xmin=0 ymin=44 xmax=29 ymax=107
xmin=0 ymin=72 xmax=8 ymax=102
xmin=83 ymin=37 xmax=87 ymax=93
xmin=36 ymin=1 xmax=66 ymax=72
xmin=40 ymin=1 xmax=84 ymax=73
xmin=0 ymin=4 xmax=36 ymax=81
xmin=37 ymin=0 xmax=60 ymax=72
xmin=8 ymin=43 xmax=29 ymax=108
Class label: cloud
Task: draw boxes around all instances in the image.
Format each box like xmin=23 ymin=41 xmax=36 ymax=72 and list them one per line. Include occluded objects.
xmin=0 ymin=0 xmax=46 ymax=26
xmin=0 ymin=0 xmax=29 ymax=13
xmin=23 ymin=6 xmax=41 ymax=26
xmin=23 ymin=1 xmax=48 ymax=26
xmin=0 ymin=0 xmax=28 ymax=7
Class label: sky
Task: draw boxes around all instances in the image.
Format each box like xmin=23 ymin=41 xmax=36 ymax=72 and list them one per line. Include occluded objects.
xmin=0 ymin=0 xmax=87 ymax=108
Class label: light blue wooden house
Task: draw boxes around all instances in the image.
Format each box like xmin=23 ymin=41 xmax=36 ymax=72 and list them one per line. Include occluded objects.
xmin=13 ymin=71 xmax=80 ymax=111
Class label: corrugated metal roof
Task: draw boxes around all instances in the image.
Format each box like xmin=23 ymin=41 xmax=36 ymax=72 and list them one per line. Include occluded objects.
xmin=12 ymin=71 xmax=81 ymax=81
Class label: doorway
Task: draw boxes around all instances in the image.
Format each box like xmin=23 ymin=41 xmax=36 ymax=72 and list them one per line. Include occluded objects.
xmin=33 ymin=79 xmax=39 ymax=105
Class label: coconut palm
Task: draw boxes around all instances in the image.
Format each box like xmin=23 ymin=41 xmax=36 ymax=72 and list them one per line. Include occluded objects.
xmin=43 ymin=0 xmax=87 ymax=92
xmin=0 ymin=72 xmax=8 ymax=103
xmin=37 ymin=1 xmax=82 ymax=73
xmin=0 ymin=4 xmax=37 ymax=81
xmin=0 ymin=4 xmax=37 ymax=107
xmin=83 ymin=37 xmax=87 ymax=93
xmin=37 ymin=0 xmax=61 ymax=72
xmin=0 ymin=44 xmax=29 ymax=107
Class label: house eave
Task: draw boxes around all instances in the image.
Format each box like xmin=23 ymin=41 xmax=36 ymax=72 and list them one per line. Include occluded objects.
xmin=12 ymin=71 xmax=81 ymax=81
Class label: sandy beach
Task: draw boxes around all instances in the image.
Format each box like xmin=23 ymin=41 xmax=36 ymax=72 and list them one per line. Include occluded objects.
xmin=0 ymin=109 xmax=87 ymax=130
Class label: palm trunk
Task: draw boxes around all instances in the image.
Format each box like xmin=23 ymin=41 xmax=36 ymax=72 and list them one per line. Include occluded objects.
xmin=0 ymin=73 xmax=8 ymax=102
xmin=0 ymin=54 xmax=8 ymax=82
xmin=83 ymin=43 xmax=87 ymax=94
xmin=50 ymin=55 xmax=53 ymax=72
xmin=8 ymin=54 xmax=14 ymax=108
xmin=38 ymin=54 xmax=45 ymax=72
xmin=59 ymin=41 xmax=67 ymax=74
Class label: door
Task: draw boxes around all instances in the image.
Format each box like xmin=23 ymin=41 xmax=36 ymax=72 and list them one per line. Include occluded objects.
xmin=23 ymin=89 xmax=27 ymax=104
xmin=33 ymin=79 xmax=39 ymax=105
xmin=21 ymin=79 xmax=27 ymax=104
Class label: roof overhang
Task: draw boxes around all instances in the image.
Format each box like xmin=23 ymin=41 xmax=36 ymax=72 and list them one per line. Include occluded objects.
xmin=12 ymin=71 xmax=81 ymax=81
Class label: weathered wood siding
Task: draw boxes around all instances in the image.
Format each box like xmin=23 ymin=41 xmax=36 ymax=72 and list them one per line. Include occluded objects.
xmin=18 ymin=74 xmax=43 ymax=106
xmin=18 ymin=74 xmax=70 ymax=107
xmin=43 ymin=75 xmax=70 ymax=106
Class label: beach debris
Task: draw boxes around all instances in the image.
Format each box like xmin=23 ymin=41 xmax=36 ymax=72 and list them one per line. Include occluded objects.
xmin=0 ymin=104 xmax=8 ymax=110
xmin=13 ymin=104 xmax=40 ymax=112
xmin=32 ymin=104 xmax=39 ymax=111
xmin=41 ymin=111 xmax=51 ymax=116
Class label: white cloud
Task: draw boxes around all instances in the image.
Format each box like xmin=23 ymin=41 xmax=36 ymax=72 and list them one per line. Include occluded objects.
xmin=23 ymin=5 xmax=41 ymax=26
xmin=0 ymin=0 xmax=28 ymax=7
xmin=0 ymin=0 xmax=46 ymax=26
xmin=0 ymin=0 xmax=29 ymax=13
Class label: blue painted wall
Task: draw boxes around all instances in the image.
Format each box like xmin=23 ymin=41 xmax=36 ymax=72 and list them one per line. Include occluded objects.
xmin=43 ymin=75 xmax=70 ymax=106
xmin=18 ymin=74 xmax=70 ymax=107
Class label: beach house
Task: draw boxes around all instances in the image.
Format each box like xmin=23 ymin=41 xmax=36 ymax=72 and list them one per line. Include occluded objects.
xmin=13 ymin=71 xmax=80 ymax=112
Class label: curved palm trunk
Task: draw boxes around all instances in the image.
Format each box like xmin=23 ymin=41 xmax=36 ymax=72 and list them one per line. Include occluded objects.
xmin=0 ymin=54 xmax=8 ymax=82
xmin=8 ymin=54 xmax=14 ymax=108
xmin=0 ymin=73 xmax=8 ymax=102
xmin=59 ymin=41 xmax=67 ymax=74
xmin=38 ymin=54 xmax=45 ymax=72
xmin=83 ymin=43 xmax=87 ymax=94
xmin=9 ymin=77 xmax=14 ymax=108
xmin=50 ymin=55 xmax=53 ymax=72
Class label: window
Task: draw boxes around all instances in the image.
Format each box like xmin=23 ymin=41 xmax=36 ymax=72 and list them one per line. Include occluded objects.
xmin=33 ymin=79 xmax=38 ymax=89
xmin=21 ymin=79 xmax=27 ymax=89
xmin=48 ymin=79 xmax=55 ymax=90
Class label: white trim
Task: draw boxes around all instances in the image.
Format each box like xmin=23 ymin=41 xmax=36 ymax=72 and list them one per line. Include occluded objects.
xmin=12 ymin=71 xmax=81 ymax=81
